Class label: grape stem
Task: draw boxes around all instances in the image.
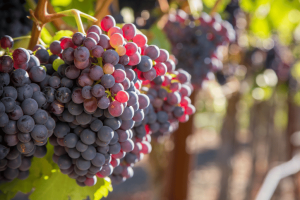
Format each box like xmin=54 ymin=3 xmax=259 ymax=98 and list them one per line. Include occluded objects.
xmin=209 ymin=0 xmax=222 ymax=16
xmin=105 ymin=90 xmax=115 ymax=101
xmin=28 ymin=0 xmax=67 ymax=50
xmin=158 ymin=0 xmax=169 ymax=13
xmin=94 ymin=0 xmax=113 ymax=24
xmin=26 ymin=0 xmax=60 ymax=35
xmin=13 ymin=36 xmax=46 ymax=46
xmin=28 ymin=0 xmax=97 ymax=50
xmin=47 ymin=3 xmax=77 ymax=31
xmin=57 ymin=9 xmax=98 ymax=34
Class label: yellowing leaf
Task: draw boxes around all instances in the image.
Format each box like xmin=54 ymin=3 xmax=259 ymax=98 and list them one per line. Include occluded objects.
xmin=30 ymin=171 xmax=73 ymax=200
xmin=41 ymin=28 xmax=52 ymax=46
xmin=30 ymin=171 xmax=112 ymax=200
xmin=250 ymin=17 xmax=270 ymax=38
xmin=0 ymin=156 xmax=53 ymax=198
xmin=52 ymin=30 xmax=74 ymax=42
xmin=149 ymin=25 xmax=171 ymax=52
xmin=51 ymin=0 xmax=72 ymax=7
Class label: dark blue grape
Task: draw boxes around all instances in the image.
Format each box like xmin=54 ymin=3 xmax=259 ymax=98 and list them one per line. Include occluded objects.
xmin=81 ymin=145 xmax=96 ymax=160
xmin=137 ymin=56 xmax=152 ymax=72
xmin=97 ymin=126 xmax=114 ymax=143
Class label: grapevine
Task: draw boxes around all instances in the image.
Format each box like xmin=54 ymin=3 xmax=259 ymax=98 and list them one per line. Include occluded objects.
xmin=164 ymin=9 xmax=235 ymax=87
xmin=0 ymin=8 xmax=196 ymax=191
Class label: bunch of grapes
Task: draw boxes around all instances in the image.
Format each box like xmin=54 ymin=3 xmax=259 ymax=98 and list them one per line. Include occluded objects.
xmin=0 ymin=12 xmax=195 ymax=186
xmin=31 ymin=14 xmax=171 ymax=187
xmin=0 ymin=0 xmax=32 ymax=38
xmin=36 ymin=15 xmax=162 ymax=187
xmin=146 ymin=69 xmax=195 ymax=136
xmin=0 ymin=36 xmax=55 ymax=183
xmin=163 ymin=10 xmax=235 ymax=86
xmin=110 ymin=59 xmax=195 ymax=184
xmin=265 ymin=44 xmax=293 ymax=82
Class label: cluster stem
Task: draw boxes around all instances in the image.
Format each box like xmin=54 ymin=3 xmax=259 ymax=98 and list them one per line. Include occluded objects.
xmin=28 ymin=0 xmax=97 ymax=50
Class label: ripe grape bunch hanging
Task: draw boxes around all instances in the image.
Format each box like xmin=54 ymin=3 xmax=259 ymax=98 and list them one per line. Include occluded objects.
xmin=0 ymin=14 xmax=195 ymax=187
xmin=164 ymin=10 xmax=235 ymax=86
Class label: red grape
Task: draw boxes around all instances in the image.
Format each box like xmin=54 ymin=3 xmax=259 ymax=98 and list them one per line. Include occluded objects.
xmin=125 ymin=42 xmax=138 ymax=56
xmin=112 ymin=69 xmax=126 ymax=83
xmin=100 ymin=15 xmax=116 ymax=31
xmin=122 ymin=23 xmax=136 ymax=40
xmin=108 ymin=101 xmax=124 ymax=117
xmin=115 ymin=91 xmax=129 ymax=103
xmin=108 ymin=26 xmax=123 ymax=38
xmin=133 ymin=34 xmax=147 ymax=47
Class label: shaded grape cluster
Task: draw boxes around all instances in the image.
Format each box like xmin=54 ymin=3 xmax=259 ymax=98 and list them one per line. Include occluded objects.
xmin=0 ymin=0 xmax=32 ymax=38
xmin=0 ymin=36 xmax=55 ymax=183
xmin=164 ymin=10 xmax=235 ymax=86
xmin=110 ymin=58 xmax=195 ymax=184
xmin=265 ymin=44 xmax=293 ymax=82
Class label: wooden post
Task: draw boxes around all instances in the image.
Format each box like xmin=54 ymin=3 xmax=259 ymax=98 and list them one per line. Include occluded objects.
xmin=286 ymin=87 xmax=300 ymax=199
xmin=163 ymin=91 xmax=197 ymax=200
xmin=216 ymin=91 xmax=240 ymax=200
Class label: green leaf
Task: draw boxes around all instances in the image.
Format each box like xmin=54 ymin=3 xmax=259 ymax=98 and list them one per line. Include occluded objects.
xmin=240 ymin=0 xmax=256 ymax=13
xmin=51 ymin=0 xmax=72 ymax=7
xmin=148 ymin=25 xmax=171 ymax=52
xmin=0 ymin=141 xmax=112 ymax=200
xmin=70 ymin=177 xmax=112 ymax=200
xmin=249 ymin=17 xmax=271 ymax=38
xmin=51 ymin=30 xmax=74 ymax=42
xmin=0 ymin=191 xmax=18 ymax=200
xmin=41 ymin=28 xmax=53 ymax=46
xmin=30 ymin=171 xmax=73 ymax=200
xmin=51 ymin=0 xmax=96 ymax=27
xmin=0 ymin=154 xmax=53 ymax=198
xmin=30 ymin=171 xmax=112 ymax=200
xmin=240 ymin=0 xmax=300 ymax=44
xmin=202 ymin=0 xmax=231 ymax=12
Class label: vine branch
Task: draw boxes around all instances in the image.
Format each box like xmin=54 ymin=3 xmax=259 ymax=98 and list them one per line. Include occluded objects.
xmin=28 ymin=0 xmax=97 ymax=50
xmin=47 ymin=3 xmax=75 ymax=31
xmin=28 ymin=0 xmax=67 ymax=49
xmin=94 ymin=0 xmax=113 ymax=24
xmin=209 ymin=0 xmax=222 ymax=16
xmin=158 ymin=0 xmax=169 ymax=13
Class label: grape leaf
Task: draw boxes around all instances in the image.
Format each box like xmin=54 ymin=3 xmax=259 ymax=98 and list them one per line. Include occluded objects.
xmin=29 ymin=171 xmax=73 ymax=200
xmin=202 ymin=0 xmax=231 ymax=13
xmin=69 ymin=177 xmax=112 ymax=200
xmin=51 ymin=30 xmax=74 ymax=42
xmin=50 ymin=0 xmax=96 ymax=27
xmin=0 ymin=155 xmax=53 ymax=198
xmin=51 ymin=0 xmax=72 ymax=7
xmin=41 ymin=28 xmax=53 ymax=46
xmin=94 ymin=178 xmax=113 ymax=199
xmin=0 ymin=191 xmax=18 ymax=200
xmin=29 ymin=171 xmax=112 ymax=200
xmin=0 ymin=141 xmax=112 ymax=200
xmin=148 ymin=25 xmax=171 ymax=52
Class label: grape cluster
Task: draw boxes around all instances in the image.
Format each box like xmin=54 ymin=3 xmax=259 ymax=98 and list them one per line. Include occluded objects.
xmin=0 ymin=36 xmax=55 ymax=182
xmin=164 ymin=10 xmax=235 ymax=86
xmin=146 ymin=69 xmax=195 ymax=137
xmin=265 ymin=45 xmax=292 ymax=82
xmin=109 ymin=107 xmax=153 ymax=184
xmin=0 ymin=0 xmax=32 ymax=38
xmin=35 ymin=15 xmax=164 ymax=187
xmin=110 ymin=59 xmax=195 ymax=184
xmin=0 ymin=13 xmax=195 ymax=186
